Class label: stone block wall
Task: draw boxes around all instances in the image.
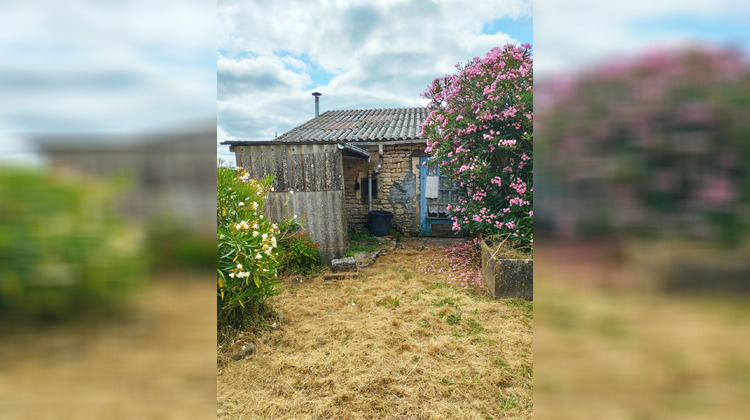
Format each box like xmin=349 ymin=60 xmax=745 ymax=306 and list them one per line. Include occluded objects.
xmin=343 ymin=143 xmax=427 ymax=235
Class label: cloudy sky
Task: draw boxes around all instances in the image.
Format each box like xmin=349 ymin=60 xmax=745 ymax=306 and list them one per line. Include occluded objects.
xmin=217 ymin=0 xmax=533 ymax=163
xmin=534 ymin=0 xmax=749 ymax=75
xmin=0 ymin=0 xmax=216 ymax=164
xmin=0 ymin=1 xmax=746 ymax=165
xmin=217 ymin=0 xmax=749 ymax=163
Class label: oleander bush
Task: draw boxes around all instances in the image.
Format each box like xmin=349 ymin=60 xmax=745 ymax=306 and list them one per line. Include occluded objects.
xmin=422 ymin=43 xmax=533 ymax=249
xmin=536 ymin=45 xmax=750 ymax=244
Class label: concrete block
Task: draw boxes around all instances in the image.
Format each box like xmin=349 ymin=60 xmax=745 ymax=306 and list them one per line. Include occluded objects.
xmin=481 ymin=244 xmax=533 ymax=300
xmin=331 ymin=257 xmax=357 ymax=273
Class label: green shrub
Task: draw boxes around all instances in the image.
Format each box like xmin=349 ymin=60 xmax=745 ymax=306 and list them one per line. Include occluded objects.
xmin=0 ymin=167 xmax=144 ymax=329
xmin=146 ymin=219 xmax=214 ymax=271
xmin=217 ymin=167 xmax=281 ymax=329
xmin=276 ymin=221 xmax=324 ymax=277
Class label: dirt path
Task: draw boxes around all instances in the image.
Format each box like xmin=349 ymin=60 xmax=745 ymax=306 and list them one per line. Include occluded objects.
xmin=217 ymin=239 xmax=533 ymax=419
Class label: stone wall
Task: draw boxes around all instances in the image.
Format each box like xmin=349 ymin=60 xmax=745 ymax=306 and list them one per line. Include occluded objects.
xmin=343 ymin=143 xmax=426 ymax=235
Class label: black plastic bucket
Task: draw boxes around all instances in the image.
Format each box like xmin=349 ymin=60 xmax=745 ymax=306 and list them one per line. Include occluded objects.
xmin=368 ymin=210 xmax=394 ymax=237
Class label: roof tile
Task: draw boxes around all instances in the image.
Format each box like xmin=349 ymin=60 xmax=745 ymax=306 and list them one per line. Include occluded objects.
xmin=275 ymin=107 xmax=427 ymax=143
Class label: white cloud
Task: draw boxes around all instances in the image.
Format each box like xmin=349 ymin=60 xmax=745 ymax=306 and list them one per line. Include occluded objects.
xmin=217 ymin=0 xmax=533 ymax=141
xmin=533 ymin=0 xmax=750 ymax=76
xmin=1 ymin=0 xmax=216 ymax=136
xmin=281 ymin=55 xmax=310 ymax=72
xmin=218 ymin=53 xmax=312 ymax=99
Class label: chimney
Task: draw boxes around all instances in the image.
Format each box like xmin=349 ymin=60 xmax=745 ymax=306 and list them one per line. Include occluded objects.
xmin=312 ymin=92 xmax=322 ymax=117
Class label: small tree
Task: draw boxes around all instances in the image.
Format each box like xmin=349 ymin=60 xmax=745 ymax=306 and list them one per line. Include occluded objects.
xmin=422 ymin=44 xmax=533 ymax=248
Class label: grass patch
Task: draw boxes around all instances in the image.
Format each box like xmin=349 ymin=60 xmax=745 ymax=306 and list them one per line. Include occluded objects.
xmin=498 ymin=395 xmax=518 ymax=410
xmin=507 ymin=299 xmax=533 ymax=314
xmin=379 ymin=296 xmax=400 ymax=309
xmin=426 ymin=281 xmax=447 ymax=290
xmin=494 ymin=358 xmax=510 ymax=368
xmin=408 ymin=291 xmax=425 ymax=301
xmin=521 ymin=363 xmax=533 ymax=379
xmin=446 ymin=312 xmax=463 ymax=325
xmin=467 ymin=320 xmax=484 ymax=334
xmin=431 ymin=297 xmax=458 ymax=307
xmin=347 ymin=230 xmax=381 ymax=253
xmin=441 ymin=377 xmax=456 ymax=385
xmin=218 ymin=239 xmax=533 ymax=419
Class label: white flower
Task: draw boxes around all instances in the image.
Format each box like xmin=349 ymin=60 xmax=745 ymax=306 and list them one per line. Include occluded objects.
xmin=265 ymin=249 xmax=273 ymax=256
xmin=229 ymin=273 xmax=235 ymax=278
xmin=270 ymin=237 xmax=277 ymax=248
xmin=219 ymin=234 xmax=224 ymax=239
xmin=252 ymin=222 xmax=259 ymax=229
xmin=255 ymin=253 xmax=263 ymax=259
xmin=293 ymin=214 xmax=298 ymax=219
xmin=238 ymin=271 xmax=249 ymax=278
xmin=238 ymin=202 xmax=245 ymax=207
xmin=289 ymin=190 xmax=294 ymax=195
xmin=249 ymin=202 xmax=258 ymax=210
xmin=260 ymin=215 xmax=264 ymax=219
xmin=252 ymin=231 xmax=259 ymax=237
xmin=236 ymin=263 xmax=243 ymax=270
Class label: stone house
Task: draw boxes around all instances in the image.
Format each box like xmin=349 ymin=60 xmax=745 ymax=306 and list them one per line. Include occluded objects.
xmin=221 ymin=105 xmax=459 ymax=263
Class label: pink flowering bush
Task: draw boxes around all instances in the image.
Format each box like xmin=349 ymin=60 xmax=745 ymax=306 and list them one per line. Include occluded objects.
xmin=536 ymin=45 xmax=750 ymax=244
xmin=422 ymin=44 xmax=533 ymax=248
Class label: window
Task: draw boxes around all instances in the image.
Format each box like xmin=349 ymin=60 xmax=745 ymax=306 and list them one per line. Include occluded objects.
xmin=425 ymin=164 xmax=457 ymax=218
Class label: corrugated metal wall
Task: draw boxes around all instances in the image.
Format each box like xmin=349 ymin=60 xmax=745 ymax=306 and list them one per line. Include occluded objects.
xmin=234 ymin=143 xmax=347 ymax=264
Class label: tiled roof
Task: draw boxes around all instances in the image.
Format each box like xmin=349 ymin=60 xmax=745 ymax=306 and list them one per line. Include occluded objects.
xmin=276 ymin=107 xmax=428 ymax=143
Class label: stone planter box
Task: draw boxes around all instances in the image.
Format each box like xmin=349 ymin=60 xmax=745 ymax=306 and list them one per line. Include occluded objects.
xmin=480 ymin=240 xmax=533 ymax=301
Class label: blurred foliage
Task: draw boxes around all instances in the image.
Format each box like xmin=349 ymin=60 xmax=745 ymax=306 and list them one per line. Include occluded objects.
xmin=537 ymin=45 xmax=750 ymax=244
xmin=146 ymin=219 xmax=214 ymax=271
xmin=0 ymin=166 xmax=144 ymax=330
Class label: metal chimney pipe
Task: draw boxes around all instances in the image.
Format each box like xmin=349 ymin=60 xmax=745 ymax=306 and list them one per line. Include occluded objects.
xmin=312 ymin=92 xmax=322 ymax=117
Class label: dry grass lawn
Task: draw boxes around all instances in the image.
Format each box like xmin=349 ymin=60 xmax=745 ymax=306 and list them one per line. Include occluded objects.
xmin=0 ymin=274 xmax=217 ymax=419
xmin=535 ymin=240 xmax=750 ymax=419
xmin=217 ymin=239 xmax=533 ymax=419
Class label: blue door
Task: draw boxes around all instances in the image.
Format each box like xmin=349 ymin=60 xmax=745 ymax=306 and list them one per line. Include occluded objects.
xmin=419 ymin=157 xmax=458 ymax=236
